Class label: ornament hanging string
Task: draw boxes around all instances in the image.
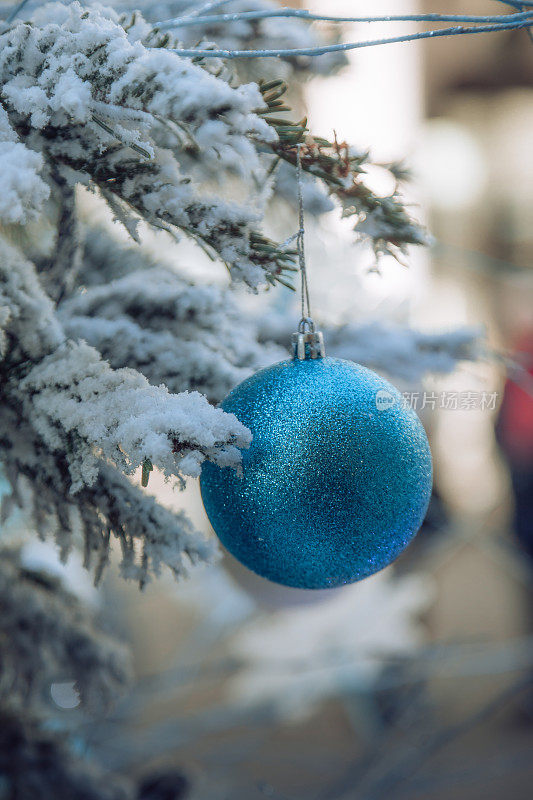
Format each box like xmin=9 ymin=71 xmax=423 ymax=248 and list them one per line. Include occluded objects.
xmin=296 ymin=143 xmax=313 ymax=325
xmin=291 ymin=143 xmax=325 ymax=359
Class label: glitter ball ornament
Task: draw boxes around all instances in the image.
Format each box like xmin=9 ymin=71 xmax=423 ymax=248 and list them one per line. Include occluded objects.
xmin=200 ymin=339 xmax=432 ymax=590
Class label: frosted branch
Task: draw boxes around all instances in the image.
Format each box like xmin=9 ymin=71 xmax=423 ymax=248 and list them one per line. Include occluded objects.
xmin=0 ymin=239 xmax=251 ymax=499
xmin=1 ymin=410 xmax=219 ymax=587
xmin=168 ymin=18 xmax=533 ymax=58
xmin=0 ymin=2 xmax=295 ymax=286
xmin=0 ymin=237 xmax=64 ymax=363
xmin=61 ymin=272 xmax=272 ymax=402
xmin=59 ymin=229 xmax=285 ymax=402
xmin=179 ymin=0 xmax=234 ymax=20
xmin=20 ymin=339 xmax=251 ymax=491
xmin=0 ymin=104 xmax=50 ymax=225
xmin=157 ymin=9 xmax=533 ymax=30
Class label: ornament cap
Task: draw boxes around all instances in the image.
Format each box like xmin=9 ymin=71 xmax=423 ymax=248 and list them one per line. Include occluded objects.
xmin=291 ymin=317 xmax=326 ymax=360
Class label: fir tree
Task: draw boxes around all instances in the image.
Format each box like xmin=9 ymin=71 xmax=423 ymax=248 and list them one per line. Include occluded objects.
xmin=0 ymin=1 xmax=508 ymax=796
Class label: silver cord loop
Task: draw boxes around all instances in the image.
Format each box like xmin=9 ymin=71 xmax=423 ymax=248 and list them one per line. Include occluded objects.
xmin=296 ymin=143 xmax=312 ymax=324
xmin=291 ymin=143 xmax=325 ymax=360
xmin=298 ymin=317 xmax=315 ymax=334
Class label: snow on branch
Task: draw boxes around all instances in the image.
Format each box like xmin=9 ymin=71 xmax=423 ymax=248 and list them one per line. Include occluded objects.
xmin=0 ymin=235 xmax=246 ymax=582
xmin=1 ymin=238 xmax=251 ymax=490
xmin=325 ymin=322 xmax=484 ymax=382
xmin=60 ymin=230 xmax=284 ymax=400
xmin=0 ymin=1 xmax=432 ymax=281
xmin=88 ymin=464 xmax=219 ymax=585
xmin=0 ymin=104 xmax=50 ymax=225
xmin=21 ymin=338 xmax=251 ymax=491
xmin=2 ymin=2 xmax=271 ymax=149
xmin=0 ymin=237 xmax=64 ymax=362
xmin=63 ymin=312 xmax=255 ymax=403
xmin=1 ymin=408 xmax=219 ymax=587
xmin=0 ymin=1 xmax=297 ymax=287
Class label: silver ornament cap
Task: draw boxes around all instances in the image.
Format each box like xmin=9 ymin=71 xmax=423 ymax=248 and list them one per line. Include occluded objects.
xmin=291 ymin=317 xmax=326 ymax=360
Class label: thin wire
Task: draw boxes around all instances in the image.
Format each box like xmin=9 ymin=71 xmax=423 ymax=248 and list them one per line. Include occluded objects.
xmin=296 ymin=143 xmax=312 ymax=323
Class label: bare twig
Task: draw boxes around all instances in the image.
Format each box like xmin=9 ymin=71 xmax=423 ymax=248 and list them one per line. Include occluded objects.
xmin=157 ymin=9 xmax=533 ymax=30
xmin=167 ymin=18 xmax=533 ymax=59
xmin=177 ymin=0 xmax=234 ymax=21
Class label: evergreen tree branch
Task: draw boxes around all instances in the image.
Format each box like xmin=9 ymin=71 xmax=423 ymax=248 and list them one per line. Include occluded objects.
xmin=0 ymin=238 xmax=252 ymax=495
xmin=0 ymin=3 xmax=297 ymax=288
xmin=60 ymin=230 xmax=285 ymax=401
xmin=0 ymin=711 xmax=133 ymax=799
xmin=258 ymin=80 xmax=427 ymax=258
xmin=38 ymin=166 xmax=83 ymax=304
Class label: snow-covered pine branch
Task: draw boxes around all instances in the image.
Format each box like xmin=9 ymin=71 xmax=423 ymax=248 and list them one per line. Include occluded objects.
xmin=0 ymin=1 xmax=430 ymax=279
xmin=0 ymin=546 xmax=132 ymax=711
xmin=0 ymin=1 xmax=297 ymax=287
xmin=36 ymin=334 xmax=241 ymax=470
xmin=90 ymin=464 xmax=218 ymax=584
xmin=60 ymin=227 xmax=285 ymax=402
xmin=21 ymin=338 xmax=251 ymax=487
xmin=325 ymin=323 xmax=484 ymax=382
xmin=63 ymin=312 xmax=254 ymax=403
xmin=1 ymin=414 xmax=218 ymax=587
xmin=0 ymin=235 xmax=243 ymax=583
xmin=0 ymin=238 xmax=250 ymax=485
xmin=0 ymin=105 xmax=50 ymax=225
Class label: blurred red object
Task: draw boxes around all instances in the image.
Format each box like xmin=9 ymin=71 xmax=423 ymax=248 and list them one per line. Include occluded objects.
xmin=497 ymin=331 xmax=533 ymax=467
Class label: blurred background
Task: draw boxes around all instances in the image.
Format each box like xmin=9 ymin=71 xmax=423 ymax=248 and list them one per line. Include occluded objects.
xmin=18 ymin=1 xmax=533 ymax=798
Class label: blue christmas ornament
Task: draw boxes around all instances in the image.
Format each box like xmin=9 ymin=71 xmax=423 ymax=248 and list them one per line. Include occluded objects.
xmin=200 ymin=326 xmax=432 ymax=590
